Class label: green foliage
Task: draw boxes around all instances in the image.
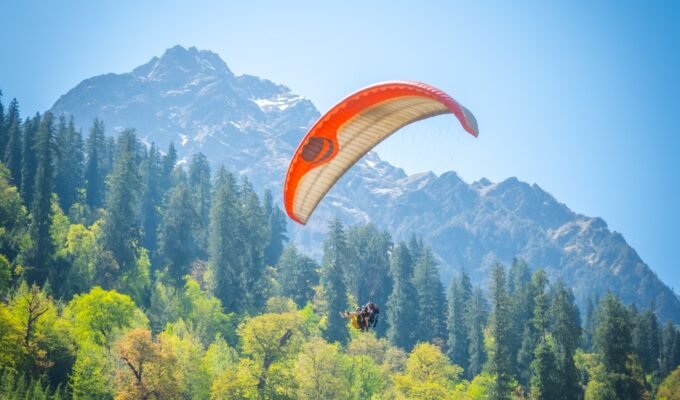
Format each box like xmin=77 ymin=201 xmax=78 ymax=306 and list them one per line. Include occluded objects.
xmin=208 ymin=168 xmax=242 ymax=312
xmin=658 ymin=365 xmax=680 ymax=399
xmin=263 ymin=189 xmax=288 ymax=267
xmin=275 ymin=244 xmax=319 ymax=308
xmin=412 ymin=246 xmax=447 ymax=343
xmin=24 ymin=113 xmax=56 ymax=284
xmin=0 ymin=302 xmax=24 ymax=371
xmin=102 ymin=128 xmax=142 ymax=276
xmin=321 ymin=218 xmax=350 ymax=345
xmin=69 ymin=342 xmax=115 ymax=400
xmin=54 ymin=116 xmax=84 ymax=212
xmin=188 ymin=152 xmax=212 ymax=258
xmin=386 ymin=242 xmax=418 ymax=351
xmin=3 ymin=99 xmax=22 ymax=191
xmin=158 ymin=180 xmax=197 ymax=285
xmin=489 ymin=263 xmax=514 ymax=400
xmin=0 ymin=163 xmax=29 ymax=262
xmin=345 ymin=224 xmax=392 ymax=336
xmin=65 ymin=286 xmax=141 ymax=347
xmin=529 ymin=335 xmax=560 ymax=400
xmin=294 ymin=337 xmax=348 ymax=400
xmin=447 ymin=270 xmax=472 ymax=372
xmin=467 ymin=287 xmax=488 ymax=377
xmin=84 ymin=118 xmax=106 ymax=209
xmin=140 ymin=143 xmax=162 ymax=256
xmin=394 ymin=342 xmax=463 ymax=399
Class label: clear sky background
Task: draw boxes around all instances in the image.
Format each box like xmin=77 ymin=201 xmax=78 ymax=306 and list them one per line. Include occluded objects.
xmin=2 ymin=1 xmax=679 ymax=290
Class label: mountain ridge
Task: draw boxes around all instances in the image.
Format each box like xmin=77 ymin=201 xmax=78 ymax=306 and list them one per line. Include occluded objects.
xmin=49 ymin=45 xmax=680 ymax=322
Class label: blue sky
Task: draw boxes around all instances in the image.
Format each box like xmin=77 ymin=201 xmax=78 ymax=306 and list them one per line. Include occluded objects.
xmin=1 ymin=1 xmax=679 ymax=290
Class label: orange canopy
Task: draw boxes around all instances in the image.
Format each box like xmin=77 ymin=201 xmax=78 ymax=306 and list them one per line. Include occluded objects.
xmin=284 ymin=81 xmax=478 ymax=225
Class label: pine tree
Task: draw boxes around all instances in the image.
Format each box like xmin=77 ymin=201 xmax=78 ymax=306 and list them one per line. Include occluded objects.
xmin=490 ymin=263 xmax=513 ymax=400
xmin=0 ymin=91 xmax=5 ymax=157
xmin=447 ymin=271 xmax=471 ymax=371
xmin=24 ymin=113 xmax=55 ymax=285
xmin=84 ymin=119 xmax=106 ymax=209
xmin=237 ymin=178 xmax=268 ymax=312
xmin=140 ymin=143 xmax=162 ymax=256
xmin=157 ymin=179 xmax=197 ymax=285
xmin=262 ymin=190 xmax=288 ymax=267
xmin=321 ymin=218 xmax=350 ymax=345
xmin=583 ymin=296 xmax=596 ymax=350
xmin=632 ymin=306 xmax=660 ymax=375
xmin=346 ymin=224 xmax=392 ymax=336
xmin=549 ymin=281 xmax=581 ymax=400
xmin=595 ymin=293 xmax=633 ymax=373
xmin=160 ymin=141 xmax=177 ymax=194
xmin=54 ymin=116 xmax=83 ymax=212
xmin=594 ymin=293 xmax=647 ymax=399
xmin=188 ymin=152 xmax=211 ymax=257
xmin=209 ymin=168 xmax=242 ymax=313
xmin=3 ymin=99 xmax=22 ymax=188
xmin=660 ymin=321 xmax=680 ymax=377
xmin=20 ymin=115 xmax=39 ymax=206
xmin=102 ymin=129 xmax=142 ymax=273
xmin=386 ymin=242 xmax=418 ymax=351
xmin=466 ymin=287 xmax=488 ymax=377
xmin=511 ymin=270 xmax=553 ymax=385
xmin=412 ymin=246 xmax=447 ymax=343
xmin=275 ymin=244 xmax=319 ymax=308
xmin=511 ymin=259 xmax=536 ymax=385
xmin=529 ymin=335 xmax=560 ymax=400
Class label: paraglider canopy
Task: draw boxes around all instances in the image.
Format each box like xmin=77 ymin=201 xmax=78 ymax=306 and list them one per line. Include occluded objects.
xmin=284 ymin=81 xmax=478 ymax=225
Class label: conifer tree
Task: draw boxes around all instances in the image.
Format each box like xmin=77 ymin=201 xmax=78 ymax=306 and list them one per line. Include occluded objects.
xmin=263 ymin=190 xmax=288 ymax=267
xmin=102 ymin=129 xmax=142 ymax=273
xmin=447 ymin=271 xmax=471 ymax=371
xmin=209 ymin=168 xmax=242 ymax=313
xmin=276 ymin=244 xmax=319 ymax=308
xmin=489 ymin=263 xmax=513 ymax=400
xmin=140 ymin=143 xmax=162 ymax=256
xmin=54 ymin=116 xmax=83 ymax=212
xmin=549 ymin=281 xmax=581 ymax=400
xmin=24 ymin=113 xmax=55 ymax=284
xmin=20 ymin=115 xmax=39 ymax=206
xmin=412 ymin=246 xmax=447 ymax=343
xmin=161 ymin=141 xmax=177 ymax=194
xmin=467 ymin=287 xmax=488 ymax=377
xmin=529 ymin=336 xmax=560 ymax=400
xmin=660 ymin=321 xmax=680 ymax=377
xmin=158 ymin=179 xmax=197 ymax=285
xmin=0 ymin=91 xmax=5 ymax=157
xmin=3 ymin=99 xmax=22 ymax=187
xmin=346 ymin=224 xmax=392 ymax=336
xmin=386 ymin=242 xmax=418 ymax=351
xmin=632 ymin=307 xmax=660 ymax=374
xmin=520 ymin=269 xmax=549 ymax=384
xmin=593 ymin=293 xmax=647 ymax=399
xmin=237 ymin=178 xmax=268 ymax=312
xmin=188 ymin=152 xmax=212 ymax=257
xmin=509 ymin=258 xmax=534 ymax=384
xmin=321 ymin=218 xmax=350 ymax=345
xmin=84 ymin=119 xmax=106 ymax=209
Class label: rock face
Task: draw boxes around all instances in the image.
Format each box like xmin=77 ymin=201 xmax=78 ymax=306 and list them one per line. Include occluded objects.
xmin=50 ymin=45 xmax=680 ymax=322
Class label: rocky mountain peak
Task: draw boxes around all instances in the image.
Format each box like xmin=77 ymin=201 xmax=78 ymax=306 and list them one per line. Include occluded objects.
xmin=132 ymin=45 xmax=233 ymax=82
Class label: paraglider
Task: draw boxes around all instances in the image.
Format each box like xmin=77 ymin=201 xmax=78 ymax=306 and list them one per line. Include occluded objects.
xmin=283 ymin=81 xmax=478 ymax=225
xmin=340 ymin=302 xmax=380 ymax=332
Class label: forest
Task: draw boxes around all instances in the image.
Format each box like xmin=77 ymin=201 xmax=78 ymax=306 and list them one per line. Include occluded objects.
xmin=1 ymin=92 xmax=680 ymax=399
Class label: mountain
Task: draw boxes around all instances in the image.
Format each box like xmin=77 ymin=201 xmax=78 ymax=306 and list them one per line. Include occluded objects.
xmin=50 ymin=45 xmax=680 ymax=322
